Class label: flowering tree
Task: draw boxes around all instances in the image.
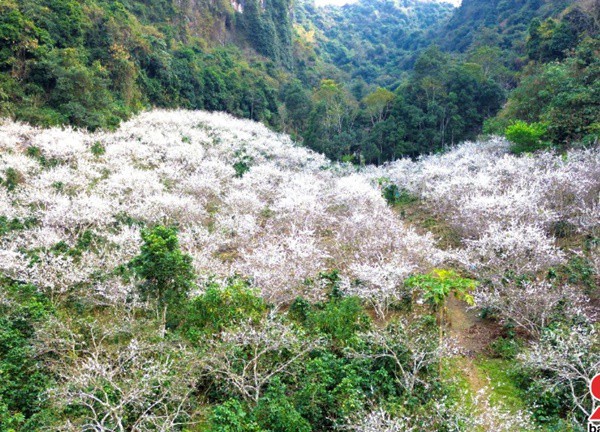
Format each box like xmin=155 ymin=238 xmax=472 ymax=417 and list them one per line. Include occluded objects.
xmin=37 ymin=317 xmax=199 ymax=432
xmin=520 ymin=322 xmax=600 ymax=418
xmin=474 ymin=280 xmax=590 ymax=337
xmin=355 ymin=318 xmax=440 ymax=394
xmin=202 ymin=315 xmax=320 ymax=404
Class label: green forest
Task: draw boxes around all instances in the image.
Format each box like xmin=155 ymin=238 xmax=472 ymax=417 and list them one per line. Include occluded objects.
xmin=1 ymin=0 xmax=599 ymax=161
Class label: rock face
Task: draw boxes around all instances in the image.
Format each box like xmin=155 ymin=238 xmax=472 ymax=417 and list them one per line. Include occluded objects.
xmin=230 ymin=0 xmax=266 ymax=12
xmin=231 ymin=0 xmax=244 ymax=12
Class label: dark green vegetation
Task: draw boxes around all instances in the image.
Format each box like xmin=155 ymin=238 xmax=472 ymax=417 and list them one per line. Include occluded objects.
xmin=0 ymin=0 xmax=290 ymax=129
xmin=487 ymin=15 xmax=600 ymax=150
xmin=437 ymin=0 xmax=570 ymax=54
xmin=0 ymin=280 xmax=54 ymax=431
xmin=294 ymin=0 xmax=455 ymax=86
xmin=294 ymin=0 xmax=599 ymax=160
xmin=1 ymin=0 xmax=598 ymax=162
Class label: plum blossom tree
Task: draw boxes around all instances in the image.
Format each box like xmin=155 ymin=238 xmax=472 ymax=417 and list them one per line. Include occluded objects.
xmin=202 ymin=315 xmax=320 ymax=404
xmin=37 ymin=316 xmax=199 ymax=432
xmin=460 ymin=223 xmax=565 ymax=281
xmin=354 ymin=318 xmax=440 ymax=394
xmin=520 ymin=322 xmax=600 ymax=418
xmin=474 ymin=280 xmax=590 ymax=337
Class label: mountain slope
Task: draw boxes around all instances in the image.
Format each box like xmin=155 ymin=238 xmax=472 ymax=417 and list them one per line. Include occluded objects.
xmin=0 ymin=110 xmax=598 ymax=430
xmin=438 ymin=0 xmax=571 ymax=54
xmin=0 ymin=0 xmax=294 ymax=130
xmin=294 ymin=0 xmax=455 ymax=86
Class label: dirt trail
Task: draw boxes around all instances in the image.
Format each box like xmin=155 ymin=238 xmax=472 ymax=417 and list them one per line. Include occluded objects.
xmin=446 ymin=295 xmax=501 ymax=357
xmin=393 ymin=203 xmax=520 ymax=427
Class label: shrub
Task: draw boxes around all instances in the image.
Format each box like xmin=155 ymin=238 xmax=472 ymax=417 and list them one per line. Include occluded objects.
xmin=505 ymin=121 xmax=549 ymax=154
xmin=254 ymin=380 xmax=312 ymax=432
xmin=210 ymin=400 xmax=263 ymax=432
xmin=488 ymin=337 xmax=522 ymax=360
xmin=182 ymin=278 xmax=266 ymax=340
xmin=382 ymin=184 xmax=417 ymax=206
xmin=1 ymin=168 xmax=23 ymax=192
xmin=90 ymin=141 xmax=106 ymax=157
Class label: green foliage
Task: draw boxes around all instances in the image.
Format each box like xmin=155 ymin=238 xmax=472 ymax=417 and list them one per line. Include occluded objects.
xmin=438 ymin=0 xmax=569 ymax=54
xmin=254 ymin=380 xmax=312 ymax=432
xmin=380 ymin=181 xmax=417 ymax=206
xmin=491 ymin=9 xmax=600 ymax=149
xmin=488 ymin=337 xmax=523 ymax=360
xmin=295 ymin=0 xmax=455 ymax=86
xmin=0 ymin=279 xmax=53 ymax=431
xmin=25 ymin=147 xmax=61 ymax=169
xmin=406 ymin=269 xmax=476 ymax=311
xmin=0 ymin=168 xmax=23 ymax=192
xmin=290 ymin=272 xmax=371 ymax=346
xmin=182 ymin=278 xmax=266 ymax=341
xmin=129 ymin=226 xmax=195 ymax=328
xmin=233 ymin=153 xmax=253 ymax=178
xmin=90 ymin=141 xmax=106 ymax=157
xmin=209 ymin=381 xmax=312 ymax=432
xmin=210 ymin=399 xmax=264 ymax=432
xmin=49 ymin=230 xmax=105 ymax=261
xmin=240 ymin=0 xmax=294 ymax=67
xmin=311 ymin=296 xmax=370 ymax=346
xmin=0 ymin=216 xmax=37 ymax=237
xmin=0 ymin=0 xmax=285 ymax=130
xmin=505 ymin=121 xmax=549 ymax=154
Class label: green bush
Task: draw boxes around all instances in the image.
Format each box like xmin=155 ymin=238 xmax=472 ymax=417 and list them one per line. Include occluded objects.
xmin=209 ymin=400 xmax=263 ymax=432
xmin=90 ymin=141 xmax=106 ymax=157
xmin=0 ymin=280 xmax=54 ymax=431
xmin=289 ymin=271 xmax=371 ymax=347
xmin=505 ymin=121 xmax=549 ymax=154
xmin=1 ymin=168 xmax=23 ymax=192
xmin=488 ymin=337 xmax=522 ymax=360
xmin=254 ymin=380 xmax=312 ymax=432
xmin=182 ymin=278 xmax=266 ymax=340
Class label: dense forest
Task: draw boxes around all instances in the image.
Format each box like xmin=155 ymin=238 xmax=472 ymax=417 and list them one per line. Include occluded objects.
xmin=0 ymin=0 xmax=293 ymax=129
xmin=1 ymin=0 xmax=598 ymax=162
xmin=292 ymin=0 xmax=599 ymax=161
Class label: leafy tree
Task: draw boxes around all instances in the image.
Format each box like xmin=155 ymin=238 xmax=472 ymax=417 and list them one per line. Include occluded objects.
xmin=182 ymin=278 xmax=266 ymax=341
xmin=129 ymin=225 xmax=195 ymax=335
xmin=362 ymin=87 xmax=395 ymax=126
xmin=505 ymin=120 xmax=549 ymax=154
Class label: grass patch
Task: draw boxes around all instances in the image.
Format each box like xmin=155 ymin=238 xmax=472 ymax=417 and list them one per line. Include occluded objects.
xmin=474 ymin=357 xmax=526 ymax=413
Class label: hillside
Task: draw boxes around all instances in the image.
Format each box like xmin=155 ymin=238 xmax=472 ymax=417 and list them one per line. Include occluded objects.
xmin=0 ymin=0 xmax=294 ymax=130
xmin=1 ymin=0 xmax=597 ymax=162
xmin=0 ymin=110 xmax=598 ymax=430
xmin=437 ymin=0 xmax=571 ymax=53
xmin=294 ymin=0 xmax=456 ymax=86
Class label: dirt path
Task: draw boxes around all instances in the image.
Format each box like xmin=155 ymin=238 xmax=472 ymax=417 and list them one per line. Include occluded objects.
xmin=446 ymin=295 xmax=501 ymax=357
xmin=393 ymin=202 xmax=527 ymax=428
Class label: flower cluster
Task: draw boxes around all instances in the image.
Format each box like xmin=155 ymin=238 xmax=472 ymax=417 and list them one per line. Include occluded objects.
xmin=0 ymin=111 xmax=440 ymax=306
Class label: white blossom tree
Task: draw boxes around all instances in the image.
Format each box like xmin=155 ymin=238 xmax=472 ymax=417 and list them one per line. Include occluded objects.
xmin=202 ymin=314 xmax=321 ymax=404
xmin=520 ymin=322 xmax=600 ymax=418
xmin=37 ymin=316 xmax=199 ymax=432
